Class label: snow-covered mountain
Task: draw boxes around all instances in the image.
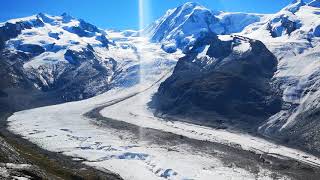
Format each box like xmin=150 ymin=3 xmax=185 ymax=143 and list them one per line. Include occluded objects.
xmin=238 ymin=0 xmax=320 ymax=154
xmin=0 ymin=13 xmax=181 ymax=106
xmin=144 ymin=2 xmax=267 ymax=53
xmin=0 ymin=13 xmax=115 ymax=101
xmin=148 ymin=0 xmax=320 ymax=155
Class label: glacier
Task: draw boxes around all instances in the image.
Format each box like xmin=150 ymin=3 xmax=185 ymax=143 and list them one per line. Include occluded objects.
xmin=2 ymin=0 xmax=320 ymax=180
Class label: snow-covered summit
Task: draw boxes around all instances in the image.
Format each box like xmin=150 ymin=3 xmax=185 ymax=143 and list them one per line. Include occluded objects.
xmin=1 ymin=13 xmax=112 ymax=68
xmin=282 ymin=0 xmax=305 ymax=13
xmin=0 ymin=13 xmax=116 ymax=100
xmin=145 ymin=2 xmax=266 ymax=53
xmin=144 ymin=2 xmax=219 ymax=50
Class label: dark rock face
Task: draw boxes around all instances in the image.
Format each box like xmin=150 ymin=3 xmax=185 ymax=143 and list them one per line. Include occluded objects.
xmin=63 ymin=19 xmax=102 ymax=38
xmin=313 ymin=25 xmax=320 ymax=37
xmin=0 ymin=17 xmax=45 ymax=50
xmin=151 ymin=35 xmax=281 ymax=129
xmin=96 ymin=35 xmax=110 ymax=48
xmin=64 ymin=48 xmax=94 ymax=66
xmin=79 ymin=19 xmax=100 ymax=33
xmin=48 ymin=32 xmax=60 ymax=40
xmin=206 ymin=39 xmax=232 ymax=59
xmin=1 ymin=44 xmax=112 ymax=104
xmin=0 ymin=23 xmax=26 ymax=50
xmin=0 ymin=137 xmax=48 ymax=180
xmin=22 ymin=46 xmax=112 ymax=101
xmin=267 ymin=15 xmax=301 ymax=38
xmin=17 ymin=44 xmax=45 ymax=56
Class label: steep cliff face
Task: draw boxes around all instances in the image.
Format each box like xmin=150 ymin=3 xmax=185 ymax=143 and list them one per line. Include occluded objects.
xmin=151 ymin=34 xmax=281 ymax=129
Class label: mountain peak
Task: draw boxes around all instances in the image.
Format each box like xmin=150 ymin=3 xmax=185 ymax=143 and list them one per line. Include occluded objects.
xmin=144 ymin=1 xmax=219 ymax=51
xmin=61 ymin=12 xmax=74 ymax=22
xmin=61 ymin=12 xmax=70 ymax=17
xmin=176 ymin=2 xmax=211 ymax=12
xmin=181 ymin=2 xmax=202 ymax=8
xmin=177 ymin=2 xmax=211 ymax=13
xmin=283 ymin=0 xmax=305 ymax=13
xmin=37 ymin=12 xmax=46 ymax=17
xmin=145 ymin=1 xmax=264 ymax=52
xmin=36 ymin=13 xmax=55 ymax=24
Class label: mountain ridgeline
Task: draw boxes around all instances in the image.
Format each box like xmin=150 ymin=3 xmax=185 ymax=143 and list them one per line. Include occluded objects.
xmin=144 ymin=2 xmax=265 ymax=53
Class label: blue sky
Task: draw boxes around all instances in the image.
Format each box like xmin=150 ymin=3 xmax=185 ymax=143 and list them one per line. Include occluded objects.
xmin=0 ymin=0 xmax=309 ymax=30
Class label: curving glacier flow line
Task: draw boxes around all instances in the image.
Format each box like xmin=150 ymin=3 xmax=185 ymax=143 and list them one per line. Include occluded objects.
xmin=84 ymin=70 xmax=320 ymax=178
xmin=84 ymin=75 xmax=320 ymax=168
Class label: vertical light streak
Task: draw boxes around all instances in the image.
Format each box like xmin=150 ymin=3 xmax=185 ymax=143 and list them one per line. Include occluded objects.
xmin=138 ymin=0 xmax=146 ymax=141
xmin=139 ymin=0 xmax=145 ymax=36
